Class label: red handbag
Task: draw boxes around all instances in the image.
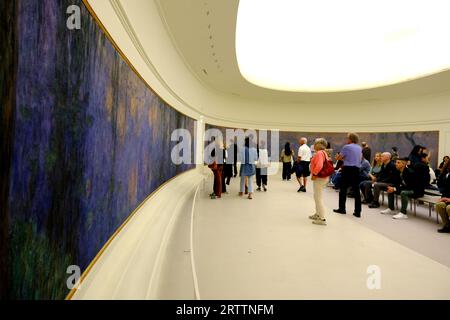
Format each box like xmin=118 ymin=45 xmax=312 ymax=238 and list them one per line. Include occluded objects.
xmin=317 ymin=151 xmax=335 ymax=178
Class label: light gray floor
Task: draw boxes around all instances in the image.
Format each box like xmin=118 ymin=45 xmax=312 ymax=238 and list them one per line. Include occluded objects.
xmin=320 ymin=183 xmax=450 ymax=268
xmin=193 ymin=174 xmax=450 ymax=299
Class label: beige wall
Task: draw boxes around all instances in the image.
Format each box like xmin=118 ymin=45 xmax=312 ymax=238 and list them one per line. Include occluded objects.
xmin=87 ymin=0 xmax=450 ymax=160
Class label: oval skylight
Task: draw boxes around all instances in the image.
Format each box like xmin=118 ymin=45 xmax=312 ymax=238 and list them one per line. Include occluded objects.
xmin=236 ymin=0 xmax=450 ymax=92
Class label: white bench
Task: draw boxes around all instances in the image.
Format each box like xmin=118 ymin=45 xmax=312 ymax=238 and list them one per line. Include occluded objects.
xmin=424 ymin=188 xmax=442 ymax=197
xmin=412 ymin=195 xmax=442 ymax=224
xmin=380 ymin=191 xmax=441 ymax=224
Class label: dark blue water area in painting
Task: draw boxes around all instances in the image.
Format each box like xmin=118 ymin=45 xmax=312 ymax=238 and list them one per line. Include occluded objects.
xmin=6 ymin=0 xmax=194 ymax=299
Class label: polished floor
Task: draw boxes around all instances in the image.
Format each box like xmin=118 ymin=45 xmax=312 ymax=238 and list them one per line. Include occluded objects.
xmin=193 ymin=173 xmax=450 ymax=300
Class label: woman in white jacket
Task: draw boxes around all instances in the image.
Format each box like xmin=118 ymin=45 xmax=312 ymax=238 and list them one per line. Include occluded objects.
xmin=256 ymin=140 xmax=270 ymax=192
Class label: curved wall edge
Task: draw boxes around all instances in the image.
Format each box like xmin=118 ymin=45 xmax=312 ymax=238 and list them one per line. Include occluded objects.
xmin=69 ymin=168 xmax=204 ymax=300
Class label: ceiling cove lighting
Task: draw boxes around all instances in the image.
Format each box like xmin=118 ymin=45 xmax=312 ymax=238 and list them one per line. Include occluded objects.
xmin=236 ymin=0 xmax=450 ymax=92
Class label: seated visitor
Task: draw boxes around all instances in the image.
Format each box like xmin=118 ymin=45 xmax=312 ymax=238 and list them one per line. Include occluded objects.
xmin=413 ymin=152 xmax=432 ymax=184
xmin=334 ymin=152 xmax=344 ymax=171
xmin=368 ymin=152 xmax=401 ymax=208
xmin=436 ymin=166 xmax=450 ymax=233
xmin=438 ymin=160 xmax=450 ymax=194
xmin=359 ymin=156 xmax=372 ymax=182
xmin=330 ymin=152 xmax=344 ymax=188
xmin=360 ymin=152 xmax=383 ymax=203
xmin=325 ymin=142 xmax=333 ymax=158
xmin=436 ymin=155 xmax=450 ymax=179
xmin=348 ymin=155 xmax=372 ymax=198
xmin=408 ymin=145 xmax=425 ymax=166
xmin=391 ymin=147 xmax=399 ymax=161
xmin=362 ymin=142 xmax=372 ymax=162
xmin=381 ymin=157 xmax=428 ymax=219
xmin=419 ymin=152 xmax=438 ymax=190
xmin=331 ymin=172 xmax=342 ymax=190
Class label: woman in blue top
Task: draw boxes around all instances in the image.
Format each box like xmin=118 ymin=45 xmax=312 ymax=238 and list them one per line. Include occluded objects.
xmin=239 ymin=137 xmax=258 ymax=200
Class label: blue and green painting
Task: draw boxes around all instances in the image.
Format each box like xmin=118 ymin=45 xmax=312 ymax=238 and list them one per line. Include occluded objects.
xmin=1 ymin=0 xmax=195 ymax=299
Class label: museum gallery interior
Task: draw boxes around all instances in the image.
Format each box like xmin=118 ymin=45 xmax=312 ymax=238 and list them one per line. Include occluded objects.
xmin=2 ymin=0 xmax=450 ymax=300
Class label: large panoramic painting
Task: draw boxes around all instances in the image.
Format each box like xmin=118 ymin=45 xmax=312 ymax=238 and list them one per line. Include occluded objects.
xmin=205 ymin=124 xmax=439 ymax=168
xmin=1 ymin=0 xmax=195 ymax=299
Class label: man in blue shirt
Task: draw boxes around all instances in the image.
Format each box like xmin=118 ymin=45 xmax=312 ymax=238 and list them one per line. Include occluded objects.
xmin=334 ymin=133 xmax=363 ymax=218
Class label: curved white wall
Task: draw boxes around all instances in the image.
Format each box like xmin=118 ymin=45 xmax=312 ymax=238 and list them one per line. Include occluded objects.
xmin=70 ymin=168 xmax=207 ymax=300
xmin=85 ymin=0 xmax=450 ymax=159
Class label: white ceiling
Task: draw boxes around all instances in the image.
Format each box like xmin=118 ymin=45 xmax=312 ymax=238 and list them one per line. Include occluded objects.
xmin=157 ymin=0 xmax=450 ymax=104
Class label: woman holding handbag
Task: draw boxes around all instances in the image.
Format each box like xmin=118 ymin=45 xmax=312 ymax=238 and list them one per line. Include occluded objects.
xmin=310 ymin=138 xmax=334 ymax=225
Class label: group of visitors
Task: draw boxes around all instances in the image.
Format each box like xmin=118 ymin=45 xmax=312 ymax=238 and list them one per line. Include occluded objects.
xmin=208 ymin=137 xmax=270 ymax=200
xmin=317 ymin=135 xmax=450 ymax=233
xmin=207 ymin=133 xmax=450 ymax=233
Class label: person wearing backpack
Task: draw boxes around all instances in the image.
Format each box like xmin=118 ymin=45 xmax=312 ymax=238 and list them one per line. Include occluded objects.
xmin=309 ymin=138 xmax=334 ymax=226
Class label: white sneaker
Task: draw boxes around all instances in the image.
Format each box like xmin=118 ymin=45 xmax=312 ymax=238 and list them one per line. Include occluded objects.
xmin=393 ymin=212 xmax=408 ymax=220
xmin=380 ymin=208 xmax=394 ymax=215
xmin=309 ymin=214 xmax=320 ymax=220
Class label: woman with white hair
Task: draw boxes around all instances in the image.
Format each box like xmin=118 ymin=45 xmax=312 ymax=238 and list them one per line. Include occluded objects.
xmin=309 ymin=138 xmax=333 ymax=225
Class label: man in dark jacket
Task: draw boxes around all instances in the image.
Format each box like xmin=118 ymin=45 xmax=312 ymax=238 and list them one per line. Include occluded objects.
xmin=436 ymin=167 xmax=450 ymax=233
xmin=382 ymin=156 xmax=429 ymax=219
xmin=368 ymin=152 xmax=401 ymax=208
xmin=362 ymin=142 xmax=372 ymax=162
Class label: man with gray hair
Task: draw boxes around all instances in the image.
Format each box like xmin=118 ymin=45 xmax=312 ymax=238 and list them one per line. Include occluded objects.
xmin=333 ymin=133 xmax=363 ymax=217
xmin=368 ymin=152 xmax=401 ymax=209
xmin=296 ymin=137 xmax=312 ymax=192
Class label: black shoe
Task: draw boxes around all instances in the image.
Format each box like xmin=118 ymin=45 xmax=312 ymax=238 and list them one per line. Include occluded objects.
xmin=353 ymin=213 xmax=361 ymax=218
xmin=438 ymin=225 xmax=450 ymax=233
xmin=361 ymin=200 xmax=369 ymax=205
xmin=297 ymin=187 xmax=303 ymax=192
xmin=333 ymin=209 xmax=346 ymax=214
xmin=368 ymin=202 xmax=380 ymax=208
xmin=301 ymin=186 xmax=307 ymax=192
